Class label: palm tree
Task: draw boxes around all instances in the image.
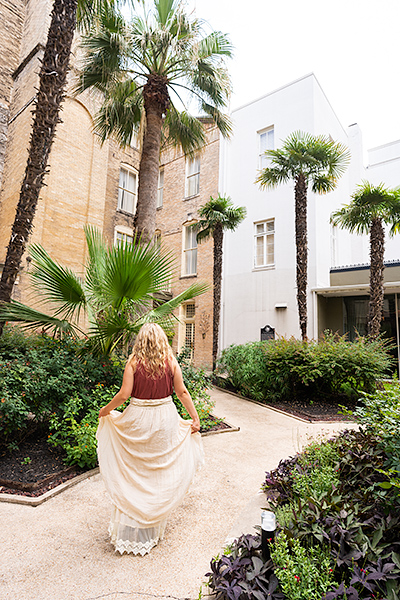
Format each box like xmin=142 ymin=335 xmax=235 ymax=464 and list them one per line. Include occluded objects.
xmin=330 ymin=181 xmax=400 ymax=340
xmin=0 ymin=0 xmax=117 ymax=336
xmin=191 ymin=195 xmax=246 ymax=369
xmin=0 ymin=226 xmax=208 ymax=355
xmin=256 ymin=131 xmax=350 ymax=340
xmin=76 ymin=0 xmax=233 ymax=240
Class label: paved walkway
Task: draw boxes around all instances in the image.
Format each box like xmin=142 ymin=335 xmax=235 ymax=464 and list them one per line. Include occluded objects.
xmin=0 ymin=389 xmax=353 ymax=600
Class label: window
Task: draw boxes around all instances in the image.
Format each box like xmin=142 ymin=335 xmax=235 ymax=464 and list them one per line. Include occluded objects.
xmin=118 ymin=167 xmax=137 ymax=214
xmin=258 ymin=127 xmax=274 ymax=169
xmin=185 ymin=156 xmax=200 ymax=198
xmin=157 ymin=168 xmax=164 ymax=208
xmin=179 ymin=302 xmax=196 ymax=360
xmin=114 ymin=225 xmax=134 ymax=247
xmin=254 ymin=219 xmax=275 ymax=268
xmin=183 ymin=224 xmax=197 ymax=275
xmin=331 ymin=224 xmax=337 ymax=267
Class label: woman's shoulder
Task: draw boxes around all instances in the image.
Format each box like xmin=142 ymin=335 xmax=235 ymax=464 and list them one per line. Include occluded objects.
xmin=167 ymin=355 xmax=177 ymax=376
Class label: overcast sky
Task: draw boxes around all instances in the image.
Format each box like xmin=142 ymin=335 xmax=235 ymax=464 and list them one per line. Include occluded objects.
xmin=191 ymin=0 xmax=400 ymax=152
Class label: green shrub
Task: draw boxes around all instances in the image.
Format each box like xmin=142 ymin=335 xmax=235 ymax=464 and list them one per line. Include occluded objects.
xmin=270 ymin=534 xmax=337 ymax=600
xmin=217 ymin=332 xmax=392 ymax=403
xmin=173 ymin=350 xmax=219 ymax=431
xmin=0 ymin=327 xmax=124 ymax=447
xmin=48 ymin=384 xmax=121 ymax=469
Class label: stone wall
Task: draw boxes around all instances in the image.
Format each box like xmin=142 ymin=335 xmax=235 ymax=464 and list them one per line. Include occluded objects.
xmin=0 ymin=0 xmax=25 ymax=186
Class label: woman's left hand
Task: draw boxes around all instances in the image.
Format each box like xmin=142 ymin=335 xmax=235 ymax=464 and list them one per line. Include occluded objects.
xmin=99 ymin=406 xmax=110 ymax=419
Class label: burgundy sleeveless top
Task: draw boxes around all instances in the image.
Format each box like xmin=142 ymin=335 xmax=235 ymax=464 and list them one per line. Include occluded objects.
xmin=131 ymin=361 xmax=173 ymax=399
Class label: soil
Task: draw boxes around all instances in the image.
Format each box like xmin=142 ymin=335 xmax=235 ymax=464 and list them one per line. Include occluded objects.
xmin=0 ymin=396 xmax=352 ymax=499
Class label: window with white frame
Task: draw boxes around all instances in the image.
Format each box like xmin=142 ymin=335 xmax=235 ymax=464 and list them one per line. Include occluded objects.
xmin=118 ymin=167 xmax=137 ymax=214
xmin=254 ymin=219 xmax=275 ymax=268
xmin=258 ymin=127 xmax=274 ymax=169
xmin=115 ymin=228 xmax=134 ymax=247
xmin=183 ymin=224 xmax=197 ymax=275
xmin=185 ymin=156 xmax=200 ymax=198
xmin=179 ymin=302 xmax=196 ymax=360
xmin=157 ymin=168 xmax=164 ymax=208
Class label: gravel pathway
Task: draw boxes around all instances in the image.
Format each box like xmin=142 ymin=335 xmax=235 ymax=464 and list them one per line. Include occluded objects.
xmin=0 ymin=389 xmax=353 ymax=600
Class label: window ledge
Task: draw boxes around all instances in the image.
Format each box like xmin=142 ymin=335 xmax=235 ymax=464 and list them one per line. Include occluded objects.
xmin=252 ymin=265 xmax=275 ymax=272
xmin=180 ymin=274 xmax=197 ymax=280
xmin=183 ymin=194 xmax=200 ymax=201
xmin=156 ymin=206 xmax=163 ymax=210
xmin=117 ymin=209 xmax=135 ymax=217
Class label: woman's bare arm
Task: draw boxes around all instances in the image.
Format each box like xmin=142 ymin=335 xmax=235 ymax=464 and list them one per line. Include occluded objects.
xmin=171 ymin=357 xmax=201 ymax=433
xmin=99 ymin=362 xmax=134 ymax=418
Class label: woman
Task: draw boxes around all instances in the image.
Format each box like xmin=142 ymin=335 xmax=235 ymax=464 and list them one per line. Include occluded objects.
xmin=96 ymin=323 xmax=204 ymax=556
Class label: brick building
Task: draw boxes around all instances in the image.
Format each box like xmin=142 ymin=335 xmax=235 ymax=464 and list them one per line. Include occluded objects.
xmin=0 ymin=0 xmax=216 ymax=367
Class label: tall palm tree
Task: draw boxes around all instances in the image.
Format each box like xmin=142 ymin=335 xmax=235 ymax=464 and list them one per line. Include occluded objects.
xmin=0 ymin=226 xmax=208 ymax=355
xmin=256 ymin=131 xmax=350 ymax=340
xmin=0 ymin=0 xmax=117 ymax=336
xmin=76 ymin=0 xmax=233 ymax=240
xmin=330 ymin=181 xmax=400 ymax=340
xmin=191 ymin=195 xmax=246 ymax=369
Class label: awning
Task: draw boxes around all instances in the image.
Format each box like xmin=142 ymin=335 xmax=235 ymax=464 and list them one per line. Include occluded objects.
xmin=312 ymin=281 xmax=400 ymax=297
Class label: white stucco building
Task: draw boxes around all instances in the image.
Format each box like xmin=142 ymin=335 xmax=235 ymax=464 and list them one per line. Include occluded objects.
xmin=219 ymin=74 xmax=400 ymax=368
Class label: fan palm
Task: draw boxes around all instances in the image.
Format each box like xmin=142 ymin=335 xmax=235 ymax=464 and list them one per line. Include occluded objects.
xmin=256 ymin=131 xmax=350 ymax=340
xmin=0 ymin=226 xmax=208 ymax=356
xmin=76 ymin=0 xmax=233 ymax=239
xmin=0 ymin=0 xmax=120 ymax=335
xmin=330 ymin=181 xmax=400 ymax=340
xmin=191 ymin=195 xmax=246 ymax=369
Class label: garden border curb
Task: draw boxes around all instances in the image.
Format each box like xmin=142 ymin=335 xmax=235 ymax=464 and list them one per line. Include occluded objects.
xmin=0 ymin=468 xmax=100 ymax=507
xmin=0 ymin=420 xmax=239 ymax=506
xmin=212 ymin=385 xmax=349 ymax=424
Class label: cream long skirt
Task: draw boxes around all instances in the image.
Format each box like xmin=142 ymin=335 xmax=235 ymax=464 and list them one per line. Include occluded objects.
xmin=96 ymin=396 xmax=204 ymax=555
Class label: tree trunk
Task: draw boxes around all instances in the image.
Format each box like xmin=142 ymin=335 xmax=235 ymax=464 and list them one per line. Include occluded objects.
xmin=212 ymin=224 xmax=223 ymax=370
xmin=367 ymin=217 xmax=385 ymax=340
xmin=0 ymin=0 xmax=77 ymax=335
xmin=294 ymin=173 xmax=308 ymax=341
xmin=135 ymin=75 xmax=169 ymax=241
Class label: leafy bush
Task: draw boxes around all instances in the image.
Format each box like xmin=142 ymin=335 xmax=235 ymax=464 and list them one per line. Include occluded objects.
xmin=48 ymin=385 xmax=121 ymax=469
xmin=217 ymin=332 xmax=392 ymax=403
xmin=262 ymin=429 xmax=400 ymax=600
xmin=0 ymin=327 xmax=124 ymax=448
xmin=173 ymin=350 xmax=220 ymax=431
xmin=270 ymin=533 xmax=337 ymax=600
xmin=205 ymin=534 xmax=285 ymax=600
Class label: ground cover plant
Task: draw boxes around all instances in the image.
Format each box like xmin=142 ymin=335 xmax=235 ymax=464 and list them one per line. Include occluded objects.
xmin=217 ymin=332 xmax=392 ymax=404
xmin=205 ymin=383 xmax=400 ymax=599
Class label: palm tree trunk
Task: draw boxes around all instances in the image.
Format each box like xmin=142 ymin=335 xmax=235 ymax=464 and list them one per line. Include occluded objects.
xmin=212 ymin=224 xmax=223 ymax=370
xmin=135 ymin=76 xmax=169 ymax=240
xmin=295 ymin=173 xmax=308 ymax=340
xmin=0 ymin=0 xmax=77 ymax=335
xmin=367 ymin=217 xmax=385 ymax=340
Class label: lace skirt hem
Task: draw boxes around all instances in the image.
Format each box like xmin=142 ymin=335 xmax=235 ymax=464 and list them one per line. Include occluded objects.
xmin=108 ymin=505 xmax=167 ymax=556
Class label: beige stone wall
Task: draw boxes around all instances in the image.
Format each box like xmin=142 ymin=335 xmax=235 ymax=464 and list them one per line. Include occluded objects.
xmin=0 ymin=0 xmax=25 ymax=185
xmin=157 ymin=125 xmax=220 ymax=369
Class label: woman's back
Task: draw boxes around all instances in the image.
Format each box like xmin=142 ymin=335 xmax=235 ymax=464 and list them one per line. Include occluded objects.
xmin=131 ymin=361 xmax=173 ymax=399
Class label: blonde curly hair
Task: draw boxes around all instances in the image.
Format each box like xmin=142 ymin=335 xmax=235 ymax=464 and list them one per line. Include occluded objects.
xmin=128 ymin=323 xmax=173 ymax=378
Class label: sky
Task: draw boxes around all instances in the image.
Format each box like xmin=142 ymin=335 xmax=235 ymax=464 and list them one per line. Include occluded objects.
xmin=190 ymin=0 xmax=400 ymax=151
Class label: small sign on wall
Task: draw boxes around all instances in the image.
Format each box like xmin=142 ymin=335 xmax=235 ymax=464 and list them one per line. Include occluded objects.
xmin=261 ymin=325 xmax=275 ymax=341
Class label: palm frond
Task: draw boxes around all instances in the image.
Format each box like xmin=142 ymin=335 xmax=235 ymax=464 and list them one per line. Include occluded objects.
xmin=0 ymin=301 xmax=82 ymax=338
xmin=28 ymin=244 xmax=86 ymax=321
xmin=93 ymin=79 xmax=143 ymax=145
xmin=162 ymin=108 xmax=206 ymax=157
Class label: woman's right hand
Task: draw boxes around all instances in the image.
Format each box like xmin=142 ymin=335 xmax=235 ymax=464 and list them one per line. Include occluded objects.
xmin=191 ymin=417 xmax=200 ymax=434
